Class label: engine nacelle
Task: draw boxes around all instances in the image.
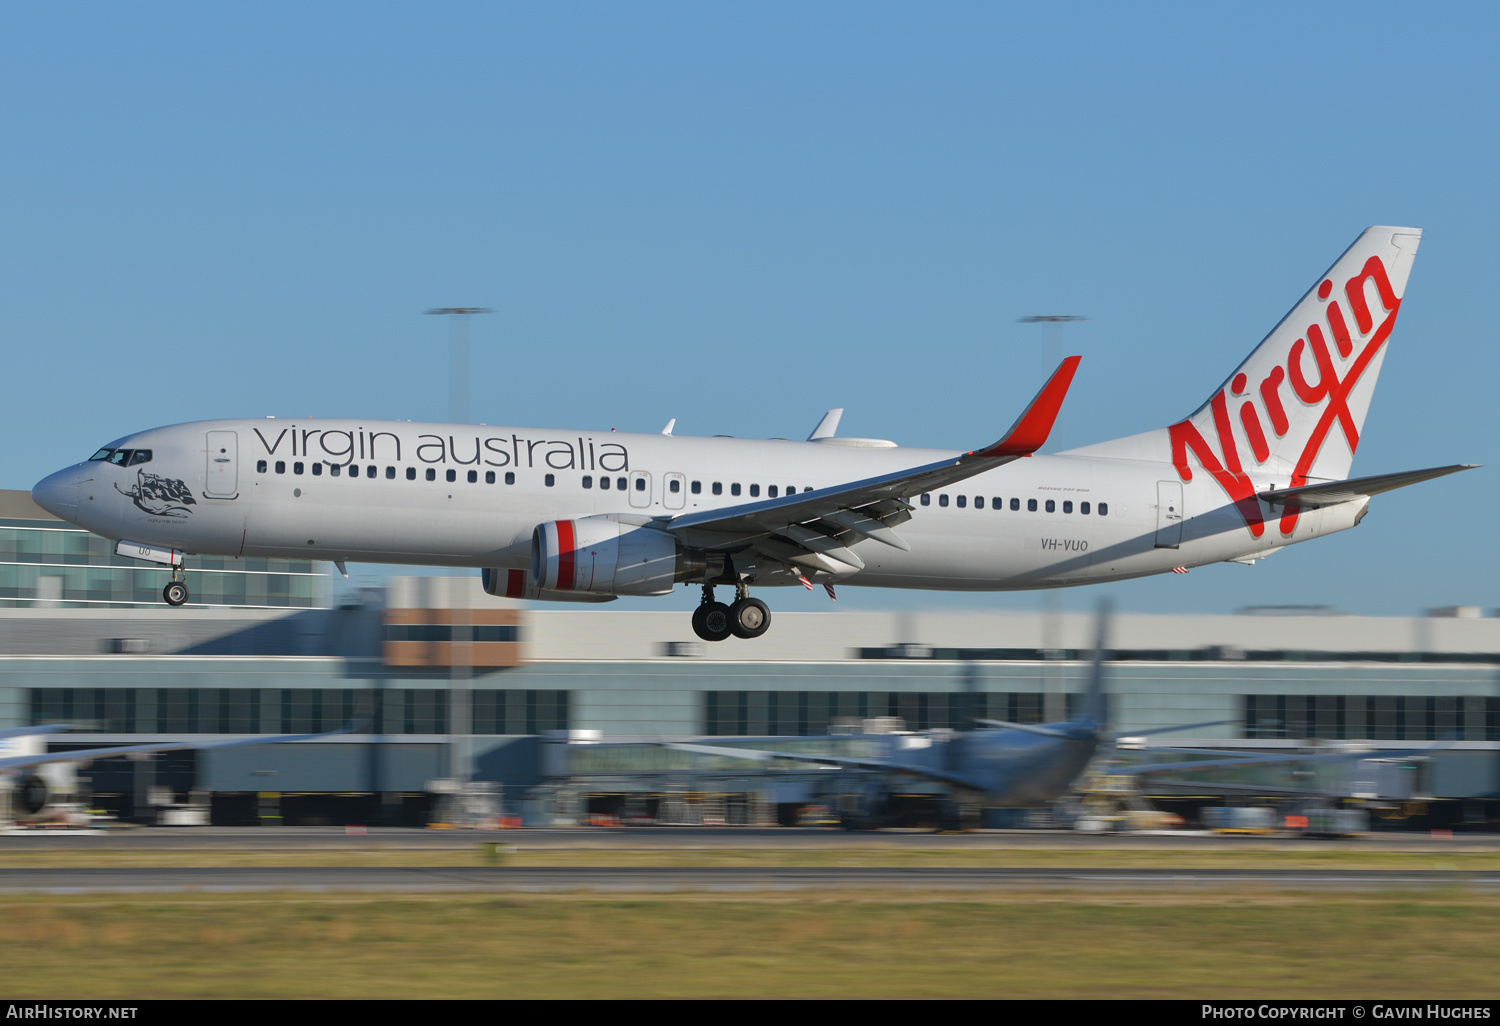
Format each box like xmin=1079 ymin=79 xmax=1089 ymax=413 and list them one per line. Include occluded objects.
xmin=481 ymin=567 xmax=617 ymax=604
xmin=16 ymin=772 xmax=49 ymax=816
xmin=532 ymin=516 xmax=679 ymax=597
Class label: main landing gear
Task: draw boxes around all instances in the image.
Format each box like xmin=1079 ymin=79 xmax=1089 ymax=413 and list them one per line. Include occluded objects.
xmin=162 ymin=567 xmax=189 ymax=606
xmin=690 ymin=582 xmax=771 ymax=642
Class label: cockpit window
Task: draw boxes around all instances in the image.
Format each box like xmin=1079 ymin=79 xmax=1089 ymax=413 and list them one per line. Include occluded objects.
xmin=90 ymin=448 xmax=151 ymax=466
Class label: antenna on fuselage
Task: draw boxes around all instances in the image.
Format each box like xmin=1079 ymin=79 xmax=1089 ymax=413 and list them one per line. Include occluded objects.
xmin=808 ymin=409 xmax=843 ymax=441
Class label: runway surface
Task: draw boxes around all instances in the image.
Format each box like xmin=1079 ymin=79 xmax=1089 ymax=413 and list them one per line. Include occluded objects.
xmin=4 ymin=825 xmax=1498 ymax=853
xmin=2 ymin=865 xmax=1498 ymax=893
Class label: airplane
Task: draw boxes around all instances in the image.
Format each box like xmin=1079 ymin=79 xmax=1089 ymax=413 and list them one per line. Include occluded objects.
xmin=654 ymin=603 xmax=1234 ymax=829
xmin=0 ymin=722 xmax=355 ymax=825
xmin=31 ymin=226 xmax=1474 ymax=642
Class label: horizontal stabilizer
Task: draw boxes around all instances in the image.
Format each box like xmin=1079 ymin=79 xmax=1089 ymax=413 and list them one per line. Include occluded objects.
xmin=1258 ymin=464 xmax=1477 ymax=509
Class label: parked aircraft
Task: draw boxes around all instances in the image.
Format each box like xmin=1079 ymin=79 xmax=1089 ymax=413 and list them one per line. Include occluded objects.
xmin=32 ymin=226 xmax=1472 ymax=641
xmin=0 ymin=723 xmax=353 ymax=825
xmin=658 ymin=605 xmax=1234 ymax=829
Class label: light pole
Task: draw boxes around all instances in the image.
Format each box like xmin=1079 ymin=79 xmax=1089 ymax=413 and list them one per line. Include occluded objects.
xmin=426 ymin=307 xmax=492 ymax=424
xmin=426 ymin=307 xmax=492 ymax=790
xmin=1020 ymin=315 xmax=1086 ymax=722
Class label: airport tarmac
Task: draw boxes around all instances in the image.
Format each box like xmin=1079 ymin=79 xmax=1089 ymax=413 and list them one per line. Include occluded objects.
xmin=1 ymin=864 xmax=1498 ymax=893
xmin=2 ymin=824 xmax=1498 ymax=853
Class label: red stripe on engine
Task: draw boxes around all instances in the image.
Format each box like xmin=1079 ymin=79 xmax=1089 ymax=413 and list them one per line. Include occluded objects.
xmin=505 ymin=569 xmax=525 ymax=599
xmin=554 ymin=520 xmax=576 ymax=590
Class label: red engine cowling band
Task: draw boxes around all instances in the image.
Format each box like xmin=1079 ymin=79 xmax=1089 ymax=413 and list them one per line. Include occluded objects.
xmin=480 ymin=567 xmax=617 ymax=604
xmin=531 ymin=517 xmax=679 ymax=596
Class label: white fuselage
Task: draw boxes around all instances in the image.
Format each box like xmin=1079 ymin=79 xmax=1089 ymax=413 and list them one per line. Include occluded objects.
xmin=33 ymin=417 xmax=1363 ymax=592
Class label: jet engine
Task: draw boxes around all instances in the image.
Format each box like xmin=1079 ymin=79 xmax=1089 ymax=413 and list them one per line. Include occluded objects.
xmin=531 ymin=516 xmax=680 ymax=597
xmin=480 ymin=567 xmax=617 ymax=604
xmin=16 ymin=772 xmax=49 ymax=816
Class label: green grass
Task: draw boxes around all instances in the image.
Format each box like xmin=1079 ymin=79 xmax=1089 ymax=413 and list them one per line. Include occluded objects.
xmin=3 ymin=890 xmax=1498 ymax=999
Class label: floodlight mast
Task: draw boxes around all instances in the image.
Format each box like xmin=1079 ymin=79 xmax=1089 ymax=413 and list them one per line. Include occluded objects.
xmin=1020 ymin=316 xmax=1087 ymax=721
xmin=425 ymin=307 xmax=493 ymax=790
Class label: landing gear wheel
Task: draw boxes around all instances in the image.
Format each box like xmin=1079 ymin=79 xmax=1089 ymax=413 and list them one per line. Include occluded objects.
xmin=728 ymin=597 xmax=771 ymax=639
xmin=691 ymin=601 xmax=733 ymax=642
xmin=163 ymin=581 xmax=189 ymax=606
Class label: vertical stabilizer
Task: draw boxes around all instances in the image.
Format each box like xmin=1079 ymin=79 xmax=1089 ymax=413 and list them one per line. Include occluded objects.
xmin=1148 ymin=226 xmax=1421 ymax=538
xmin=1074 ymin=601 xmax=1110 ymax=729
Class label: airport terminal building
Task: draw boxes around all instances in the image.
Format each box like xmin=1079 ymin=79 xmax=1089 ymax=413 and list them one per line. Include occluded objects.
xmin=1 ymin=490 xmax=1496 ymax=828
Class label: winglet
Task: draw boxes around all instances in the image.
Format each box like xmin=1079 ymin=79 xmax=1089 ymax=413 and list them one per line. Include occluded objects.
xmin=968 ymin=356 xmax=1081 ymax=458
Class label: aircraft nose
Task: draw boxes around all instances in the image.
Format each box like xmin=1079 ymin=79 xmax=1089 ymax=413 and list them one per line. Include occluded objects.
xmin=32 ymin=468 xmax=80 ymax=521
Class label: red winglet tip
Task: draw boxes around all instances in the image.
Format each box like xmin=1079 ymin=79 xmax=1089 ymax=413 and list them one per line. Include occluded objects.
xmin=971 ymin=355 xmax=1081 ymax=458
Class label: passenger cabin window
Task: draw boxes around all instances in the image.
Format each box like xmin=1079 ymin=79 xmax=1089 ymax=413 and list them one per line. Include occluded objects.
xmin=312 ymin=463 xmax=323 ymax=476
xmin=749 ymin=484 xmax=759 ymax=497
xmin=275 ymin=461 xmax=286 ymax=474
xmin=920 ymin=493 xmax=930 ymax=506
xmin=1063 ymin=500 xmax=1072 ymax=513
xmin=387 ymin=467 xmax=397 ymax=480
xmin=446 ymin=469 xmax=456 ymax=483
xmin=938 ymin=494 xmax=949 ymax=507
xmin=600 ymin=476 xmax=610 ymax=489
xmin=1045 ymin=499 xmax=1055 ymax=512
xmin=1081 ymin=501 xmax=1090 ymax=514
xmin=294 ymin=462 xmax=304 ymax=475
xmin=1099 ymin=502 xmax=1109 ymax=516
xmin=367 ymin=465 xmax=376 ymax=478
xmin=1027 ymin=499 xmax=1037 ymax=512
xmin=768 ymin=485 xmax=778 ymax=498
xmin=670 ymin=479 xmax=681 ymax=493
xmin=617 ymin=477 xmax=626 ymax=490
xmin=582 ymin=476 xmax=593 ymax=489
xmin=730 ymin=483 xmax=741 ymax=496
xmin=330 ymin=464 xmax=341 ymax=477
xmin=426 ymin=468 xmax=436 ymax=481
xmin=634 ymin=477 xmax=645 ymax=492
xmin=712 ymin=482 xmax=723 ymax=495
xmin=485 ymin=471 xmax=495 ymax=484
xmin=956 ymin=495 xmax=966 ymax=508
xmin=406 ymin=467 xmax=416 ymax=480
xmin=257 ymin=460 xmax=268 ymax=473
xmin=993 ymin=497 xmax=1002 ymax=509
xmin=691 ymin=481 xmax=701 ymax=494
xmin=975 ymin=496 xmax=984 ymax=509
xmin=545 ymin=474 xmax=556 ymax=487
xmin=1010 ymin=498 xmax=1019 ymax=511
xmin=467 ymin=470 xmax=477 ymax=483
xmin=505 ymin=472 xmax=515 ymax=485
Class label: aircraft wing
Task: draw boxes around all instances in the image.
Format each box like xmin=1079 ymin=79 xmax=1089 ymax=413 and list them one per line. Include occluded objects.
xmin=0 ymin=722 xmax=360 ymax=773
xmin=1119 ymin=745 xmax=1432 ymax=777
xmin=0 ymin=725 xmax=71 ymax=741
xmin=659 ymin=741 xmax=988 ymax=791
xmin=1258 ymin=465 xmax=1477 ymax=509
xmin=664 ymin=357 xmax=1081 ymax=560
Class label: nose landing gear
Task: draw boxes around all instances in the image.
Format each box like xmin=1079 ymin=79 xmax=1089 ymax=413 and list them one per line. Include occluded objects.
xmin=691 ymin=582 xmax=773 ymax=642
xmin=162 ymin=567 xmax=189 ymax=606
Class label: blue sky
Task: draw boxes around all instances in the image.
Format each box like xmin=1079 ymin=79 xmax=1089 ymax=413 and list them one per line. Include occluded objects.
xmin=2 ymin=3 xmax=1494 ymax=617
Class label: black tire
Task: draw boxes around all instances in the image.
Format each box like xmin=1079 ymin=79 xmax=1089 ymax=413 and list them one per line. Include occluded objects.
xmin=691 ymin=601 xmax=733 ymax=642
xmin=728 ymin=597 xmax=771 ymax=639
xmin=163 ymin=581 xmax=189 ymax=606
